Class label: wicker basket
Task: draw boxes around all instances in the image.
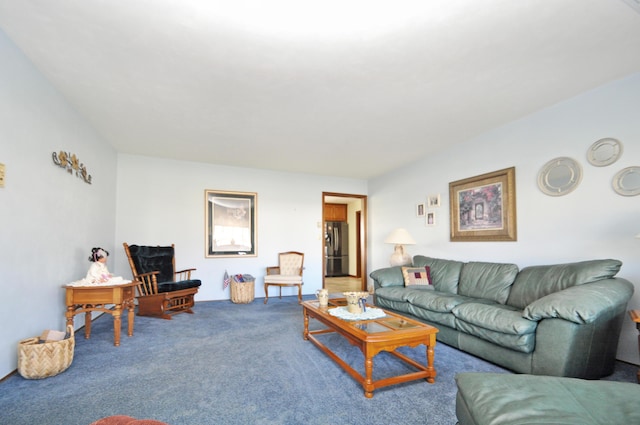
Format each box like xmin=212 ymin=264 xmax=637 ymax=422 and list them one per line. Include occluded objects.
xmin=230 ymin=277 xmax=255 ymax=304
xmin=18 ymin=325 xmax=75 ymax=379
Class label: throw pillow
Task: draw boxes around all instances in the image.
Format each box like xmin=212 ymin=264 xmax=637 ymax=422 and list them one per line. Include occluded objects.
xmin=402 ymin=266 xmax=433 ymax=288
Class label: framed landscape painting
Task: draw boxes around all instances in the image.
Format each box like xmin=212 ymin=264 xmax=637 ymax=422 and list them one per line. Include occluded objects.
xmin=205 ymin=190 xmax=257 ymax=257
xmin=449 ymin=167 xmax=517 ymax=242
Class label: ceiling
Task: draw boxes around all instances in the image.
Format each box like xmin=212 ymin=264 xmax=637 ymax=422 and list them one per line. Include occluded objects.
xmin=1 ymin=0 xmax=639 ymax=179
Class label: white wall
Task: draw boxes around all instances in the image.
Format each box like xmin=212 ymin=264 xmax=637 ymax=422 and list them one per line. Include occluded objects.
xmin=114 ymin=154 xmax=367 ymax=302
xmin=368 ymin=73 xmax=640 ymax=364
xmin=0 ymin=30 xmax=118 ymax=377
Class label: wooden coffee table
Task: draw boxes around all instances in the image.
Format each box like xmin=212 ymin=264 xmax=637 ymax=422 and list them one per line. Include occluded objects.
xmin=302 ymin=299 xmax=438 ymax=398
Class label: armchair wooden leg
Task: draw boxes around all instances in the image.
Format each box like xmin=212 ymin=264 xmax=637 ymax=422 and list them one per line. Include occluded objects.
xmin=297 ymin=285 xmax=302 ymax=304
xmin=264 ymin=283 xmax=269 ymax=304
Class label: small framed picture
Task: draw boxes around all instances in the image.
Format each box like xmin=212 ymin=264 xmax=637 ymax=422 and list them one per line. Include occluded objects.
xmin=428 ymin=194 xmax=441 ymax=208
xmin=426 ymin=211 xmax=436 ymax=226
xmin=416 ymin=203 xmax=425 ymax=217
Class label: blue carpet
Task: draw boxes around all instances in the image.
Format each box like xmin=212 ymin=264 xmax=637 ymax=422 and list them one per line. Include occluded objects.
xmin=0 ymin=296 xmax=636 ymax=425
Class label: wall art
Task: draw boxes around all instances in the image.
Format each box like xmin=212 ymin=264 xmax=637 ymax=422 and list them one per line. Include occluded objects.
xmin=426 ymin=211 xmax=436 ymax=227
xmin=449 ymin=167 xmax=517 ymax=242
xmin=52 ymin=151 xmax=92 ymax=184
xmin=205 ymin=190 xmax=257 ymax=257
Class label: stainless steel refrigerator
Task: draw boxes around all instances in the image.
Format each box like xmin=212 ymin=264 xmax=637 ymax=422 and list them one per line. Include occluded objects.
xmin=325 ymin=221 xmax=349 ymax=277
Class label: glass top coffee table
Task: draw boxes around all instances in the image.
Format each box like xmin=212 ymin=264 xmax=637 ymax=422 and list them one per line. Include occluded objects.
xmin=302 ymin=299 xmax=438 ymax=398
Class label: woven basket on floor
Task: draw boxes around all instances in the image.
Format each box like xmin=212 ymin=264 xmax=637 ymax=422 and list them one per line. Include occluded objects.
xmin=230 ymin=279 xmax=255 ymax=304
xmin=18 ymin=324 xmax=75 ymax=379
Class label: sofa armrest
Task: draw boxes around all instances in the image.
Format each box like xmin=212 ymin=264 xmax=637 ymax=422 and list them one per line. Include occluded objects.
xmin=370 ymin=266 xmax=404 ymax=289
xmin=523 ymin=278 xmax=634 ymax=324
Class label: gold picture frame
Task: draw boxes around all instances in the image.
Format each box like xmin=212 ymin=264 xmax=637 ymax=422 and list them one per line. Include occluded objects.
xmin=205 ymin=190 xmax=257 ymax=257
xmin=449 ymin=167 xmax=517 ymax=242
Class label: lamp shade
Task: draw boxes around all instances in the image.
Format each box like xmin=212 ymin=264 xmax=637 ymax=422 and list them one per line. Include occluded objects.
xmin=384 ymin=228 xmax=416 ymax=245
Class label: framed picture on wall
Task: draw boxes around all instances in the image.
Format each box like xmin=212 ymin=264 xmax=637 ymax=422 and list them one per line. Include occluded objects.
xmin=416 ymin=203 xmax=425 ymax=217
xmin=427 ymin=194 xmax=441 ymax=208
xmin=449 ymin=167 xmax=517 ymax=242
xmin=205 ymin=190 xmax=257 ymax=257
xmin=426 ymin=211 xmax=436 ymax=226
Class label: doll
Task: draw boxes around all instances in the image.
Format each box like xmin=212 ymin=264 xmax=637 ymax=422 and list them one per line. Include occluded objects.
xmin=86 ymin=247 xmax=113 ymax=283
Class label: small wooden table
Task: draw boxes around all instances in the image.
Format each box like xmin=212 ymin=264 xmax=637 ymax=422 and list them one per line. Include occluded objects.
xmin=63 ymin=281 xmax=136 ymax=346
xmin=302 ymin=299 xmax=438 ymax=398
xmin=630 ymin=310 xmax=640 ymax=383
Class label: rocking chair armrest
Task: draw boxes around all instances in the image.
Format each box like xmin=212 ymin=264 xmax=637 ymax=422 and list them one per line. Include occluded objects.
xmin=175 ymin=268 xmax=196 ymax=280
xmin=176 ymin=268 xmax=196 ymax=273
xmin=267 ymin=266 xmax=280 ymax=275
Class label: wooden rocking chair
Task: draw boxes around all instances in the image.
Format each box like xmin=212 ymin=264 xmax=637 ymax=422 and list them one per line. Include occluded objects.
xmin=123 ymin=243 xmax=201 ymax=319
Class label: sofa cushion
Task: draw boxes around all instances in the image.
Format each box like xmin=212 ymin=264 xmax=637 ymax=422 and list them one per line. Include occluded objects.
xmin=374 ymin=295 xmax=414 ymax=316
xmin=407 ymin=304 xmax=457 ymax=329
xmin=374 ymin=286 xmax=410 ymax=302
xmin=452 ymin=302 xmax=536 ymax=353
xmin=452 ymin=302 xmax=536 ymax=335
xmin=402 ymin=266 xmax=433 ymax=288
xmin=404 ymin=289 xmax=475 ymax=313
xmin=412 ymin=256 xmax=463 ymax=294
xmin=455 ymin=321 xmax=536 ymax=353
xmin=506 ymin=259 xmax=622 ymax=309
xmin=458 ymin=262 xmax=519 ymax=304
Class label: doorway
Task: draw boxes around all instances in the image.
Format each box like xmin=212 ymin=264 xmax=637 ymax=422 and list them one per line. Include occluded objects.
xmin=322 ymin=192 xmax=367 ymax=293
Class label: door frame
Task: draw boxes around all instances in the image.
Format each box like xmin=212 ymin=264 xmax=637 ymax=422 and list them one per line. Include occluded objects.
xmin=322 ymin=192 xmax=368 ymax=291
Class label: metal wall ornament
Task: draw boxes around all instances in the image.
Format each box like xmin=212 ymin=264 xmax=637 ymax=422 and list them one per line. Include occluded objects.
xmin=52 ymin=151 xmax=92 ymax=184
xmin=587 ymin=138 xmax=623 ymax=167
xmin=537 ymin=157 xmax=582 ymax=196
xmin=612 ymin=166 xmax=640 ymax=196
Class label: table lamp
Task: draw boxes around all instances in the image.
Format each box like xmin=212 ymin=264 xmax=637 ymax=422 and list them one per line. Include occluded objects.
xmin=384 ymin=228 xmax=416 ymax=266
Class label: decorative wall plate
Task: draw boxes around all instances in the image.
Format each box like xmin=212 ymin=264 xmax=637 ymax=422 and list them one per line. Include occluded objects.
xmin=537 ymin=157 xmax=583 ymax=196
xmin=612 ymin=166 xmax=640 ymax=196
xmin=587 ymin=138 xmax=623 ymax=167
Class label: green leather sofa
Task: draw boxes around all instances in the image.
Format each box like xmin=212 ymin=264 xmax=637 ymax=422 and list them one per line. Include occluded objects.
xmin=370 ymin=256 xmax=634 ymax=379
xmin=455 ymin=372 xmax=640 ymax=425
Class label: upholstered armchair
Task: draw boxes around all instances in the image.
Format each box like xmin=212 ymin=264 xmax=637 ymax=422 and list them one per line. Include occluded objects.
xmin=263 ymin=251 xmax=304 ymax=304
xmin=123 ymin=243 xmax=202 ymax=319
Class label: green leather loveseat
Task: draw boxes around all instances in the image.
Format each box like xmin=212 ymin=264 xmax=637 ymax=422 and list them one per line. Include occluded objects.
xmin=370 ymin=256 xmax=634 ymax=379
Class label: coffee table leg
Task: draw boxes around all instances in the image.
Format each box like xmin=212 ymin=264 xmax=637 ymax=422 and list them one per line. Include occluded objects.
xmin=426 ymin=335 xmax=436 ymax=383
xmin=364 ymin=356 xmax=374 ymax=398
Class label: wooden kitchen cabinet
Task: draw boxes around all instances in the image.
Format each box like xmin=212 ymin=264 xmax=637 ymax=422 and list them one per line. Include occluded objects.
xmin=324 ymin=203 xmax=347 ymax=222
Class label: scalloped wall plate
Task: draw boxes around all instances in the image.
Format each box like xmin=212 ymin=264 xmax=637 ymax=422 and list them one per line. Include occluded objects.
xmin=538 ymin=157 xmax=583 ymax=196
xmin=587 ymin=138 xmax=623 ymax=167
xmin=612 ymin=166 xmax=640 ymax=196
